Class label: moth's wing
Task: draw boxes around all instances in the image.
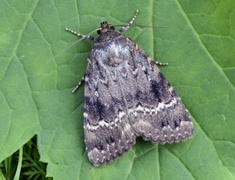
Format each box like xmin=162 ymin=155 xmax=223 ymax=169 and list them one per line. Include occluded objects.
xmin=83 ymin=57 xmax=136 ymax=166
xmin=122 ymin=39 xmax=194 ymax=144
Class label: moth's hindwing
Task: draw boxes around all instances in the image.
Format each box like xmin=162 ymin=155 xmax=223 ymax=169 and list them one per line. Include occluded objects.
xmin=83 ymin=33 xmax=193 ymax=166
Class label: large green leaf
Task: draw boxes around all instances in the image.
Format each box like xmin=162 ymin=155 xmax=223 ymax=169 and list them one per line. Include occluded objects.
xmin=0 ymin=0 xmax=234 ymax=179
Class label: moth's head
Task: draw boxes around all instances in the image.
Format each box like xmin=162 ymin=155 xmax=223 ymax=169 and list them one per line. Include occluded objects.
xmin=97 ymin=21 xmax=115 ymax=35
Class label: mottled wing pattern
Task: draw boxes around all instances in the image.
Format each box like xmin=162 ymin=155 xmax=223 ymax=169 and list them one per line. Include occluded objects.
xmin=123 ymin=38 xmax=193 ymax=144
xmin=83 ymin=33 xmax=193 ymax=166
xmin=83 ymin=47 xmax=136 ymax=166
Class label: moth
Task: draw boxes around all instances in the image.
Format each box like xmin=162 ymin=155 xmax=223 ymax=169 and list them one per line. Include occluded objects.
xmin=66 ymin=10 xmax=194 ymax=166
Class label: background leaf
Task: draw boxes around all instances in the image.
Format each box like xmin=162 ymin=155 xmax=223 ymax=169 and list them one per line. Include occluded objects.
xmin=0 ymin=0 xmax=234 ymax=179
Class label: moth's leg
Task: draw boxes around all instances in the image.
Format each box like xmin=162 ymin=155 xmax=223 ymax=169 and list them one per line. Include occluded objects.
xmin=65 ymin=28 xmax=95 ymax=41
xmin=155 ymin=61 xmax=168 ymax=66
xmin=118 ymin=10 xmax=139 ymax=33
xmin=150 ymin=60 xmax=169 ymax=68
xmin=72 ymin=75 xmax=85 ymax=93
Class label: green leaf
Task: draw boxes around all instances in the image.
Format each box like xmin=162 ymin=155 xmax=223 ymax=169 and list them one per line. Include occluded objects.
xmin=1 ymin=0 xmax=235 ymax=179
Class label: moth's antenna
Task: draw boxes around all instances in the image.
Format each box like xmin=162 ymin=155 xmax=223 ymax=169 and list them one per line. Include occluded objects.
xmin=47 ymin=28 xmax=100 ymax=62
xmin=118 ymin=10 xmax=139 ymax=33
xmin=113 ymin=10 xmax=170 ymax=31
xmin=113 ymin=24 xmax=171 ymax=29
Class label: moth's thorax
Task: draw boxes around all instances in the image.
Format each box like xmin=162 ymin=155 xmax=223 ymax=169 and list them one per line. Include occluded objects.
xmin=96 ymin=30 xmax=121 ymax=43
xmin=91 ymin=32 xmax=131 ymax=67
